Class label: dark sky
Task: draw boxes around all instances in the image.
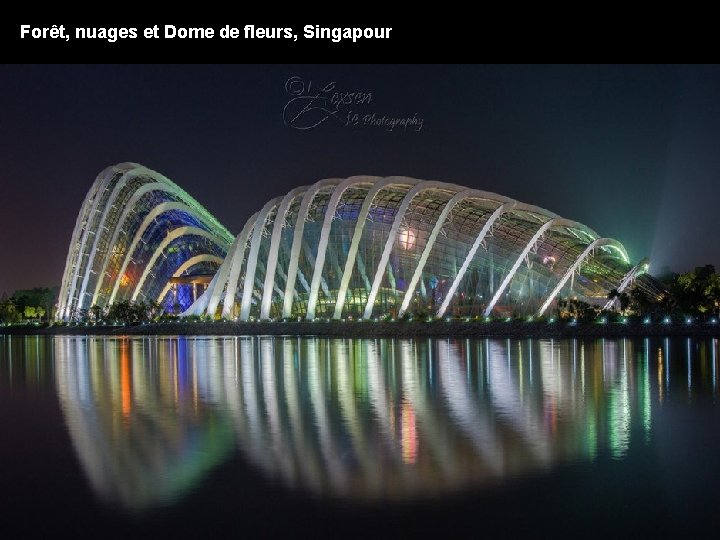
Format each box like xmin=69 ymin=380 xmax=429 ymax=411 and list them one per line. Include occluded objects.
xmin=1 ymin=64 xmax=719 ymax=294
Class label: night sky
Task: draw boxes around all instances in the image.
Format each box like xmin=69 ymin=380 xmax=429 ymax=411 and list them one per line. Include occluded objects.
xmin=1 ymin=64 xmax=719 ymax=294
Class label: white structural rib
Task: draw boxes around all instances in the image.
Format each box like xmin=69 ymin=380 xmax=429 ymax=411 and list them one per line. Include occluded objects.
xmin=89 ymin=181 xmax=173 ymax=308
xmin=282 ymin=179 xmax=341 ymax=319
xmin=107 ymin=201 xmax=216 ymax=305
xmin=436 ymin=202 xmax=516 ymax=318
xmin=362 ymin=181 xmax=462 ymax=320
xmin=537 ymin=238 xmax=627 ymax=316
xmin=154 ymin=254 xmax=224 ymax=303
xmin=483 ymin=217 xmax=579 ymax=317
xmin=397 ymin=189 xmax=476 ymax=318
xmin=195 ymin=214 xmax=256 ymax=317
xmin=130 ymin=226 xmax=227 ymax=302
xmin=182 ymin=268 xmax=220 ymax=317
xmin=219 ymin=212 xmax=260 ymax=319
xmin=58 ymin=165 xmax=115 ymax=317
xmin=58 ymin=163 xmax=233 ymax=319
xmin=602 ymin=257 xmax=649 ymax=311
xmin=88 ymin=174 xmax=231 ymax=310
xmin=75 ymin=170 xmax=135 ymax=312
xmin=259 ymin=187 xmax=309 ymax=320
xmin=306 ymin=176 xmax=377 ymax=320
xmin=332 ymin=177 xmax=419 ymax=319
xmin=239 ymin=197 xmax=284 ymax=320
xmin=90 ymin=180 xmax=232 ymax=308
xmin=60 ymin=165 xmax=128 ymax=318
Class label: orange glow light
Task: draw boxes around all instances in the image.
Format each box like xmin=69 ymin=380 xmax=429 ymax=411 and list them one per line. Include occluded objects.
xmin=120 ymin=345 xmax=131 ymax=419
xmin=401 ymin=401 xmax=418 ymax=464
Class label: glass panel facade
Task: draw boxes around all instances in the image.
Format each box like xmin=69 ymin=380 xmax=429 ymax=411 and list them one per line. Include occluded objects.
xmin=60 ymin=167 xmax=634 ymax=321
xmin=58 ymin=163 xmax=233 ymax=320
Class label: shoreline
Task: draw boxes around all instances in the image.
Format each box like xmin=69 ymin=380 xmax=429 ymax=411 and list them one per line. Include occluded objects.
xmin=2 ymin=320 xmax=720 ymax=339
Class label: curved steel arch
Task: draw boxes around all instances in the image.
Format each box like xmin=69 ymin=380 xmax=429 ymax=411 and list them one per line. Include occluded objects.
xmin=89 ymin=182 xmax=177 ymax=307
xmin=154 ymin=254 xmax=224 ymax=303
xmin=537 ymin=238 xmax=627 ymax=316
xmin=260 ymin=186 xmax=310 ymax=319
xmin=331 ymin=177 xmax=420 ymax=319
xmin=604 ymin=243 xmax=630 ymax=264
xmin=89 ymin=181 xmax=169 ymax=307
xmin=75 ymin=167 xmax=141 ymax=313
xmin=281 ymin=179 xmax=342 ymax=318
xmin=362 ymin=180 xmax=472 ymax=320
xmin=57 ymin=166 xmax=113 ymax=317
xmin=107 ymin=201 xmax=224 ymax=306
xmin=130 ymin=226 xmax=228 ymax=302
xmin=483 ymin=217 xmax=582 ymax=317
xmin=306 ymin=176 xmax=379 ymax=320
xmin=219 ymin=212 xmax=260 ymax=318
xmin=190 ymin=213 xmax=257 ymax=317
xmin=181 ymin=267 xmax=221 ymax=317
xmin=239 ymin=197 xmax=285 ymax=321
xmin=59 ymin=163 xmax=138 ymax=318
xmin=602 ymin=257 xmax=649 ymax=311
xmin=89 ymin=180 xmax=232 ymax=309
xmin=435 ymin=202 xmax=516 ymax=318
xmin=122 ymin=166 xmax=230 ymax=234
xmin=397 ymin=189 xmax=516 ymax=318
xmin=66 ymin=167 xmax=233 ymax=313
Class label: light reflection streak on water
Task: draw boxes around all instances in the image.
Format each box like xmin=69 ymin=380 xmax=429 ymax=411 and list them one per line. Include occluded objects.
xmin=643 ymin=338 xmax=651 ymax=442
xmin=713 ymin=339 xmax=717 ymax=397
xmin=658 ymin=346 xmax=664 ymax=404
xmin=495 ymin=340 xmax=551 ymax=465
xmin=261 ymin=338 xmax=286 ymax=480
xmin=438 ymin=340 xmax=504 ymax=474
xmin=306 ymin=337 xmax=344 ymax=494
xmin=3 ymin=335 xmax=719 ymax=509
xmin=400 ymin=340 xmax=456 ymax=479
xmin=665 ymin=338 xmax=670 ymax=393
xmin=608 ymin=340 xmax=630 ymax=459
xmin=687 ymin=338 xmax=692 ymax=393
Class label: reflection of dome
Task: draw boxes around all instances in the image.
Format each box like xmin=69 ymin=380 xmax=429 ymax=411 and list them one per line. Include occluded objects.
xmin=54 ymin=337 xmax=235 ymax=510
xmin=53 ymin=336 xmax=652 ymax=506
xmin=59 ymin=164 xmax=642 ymax=321
xmin=57 ymin=163 xmax=233 ymax=320
xmin=224 ymin=337 xmax=648 ymax=499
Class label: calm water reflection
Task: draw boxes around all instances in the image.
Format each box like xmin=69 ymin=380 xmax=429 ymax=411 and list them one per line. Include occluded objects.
xmin=1 ymin=335 xmax=719 ymax=535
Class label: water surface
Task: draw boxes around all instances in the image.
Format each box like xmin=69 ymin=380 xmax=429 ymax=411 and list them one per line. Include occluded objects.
xmin=1 ymin=335 xmax=719 ymax=537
